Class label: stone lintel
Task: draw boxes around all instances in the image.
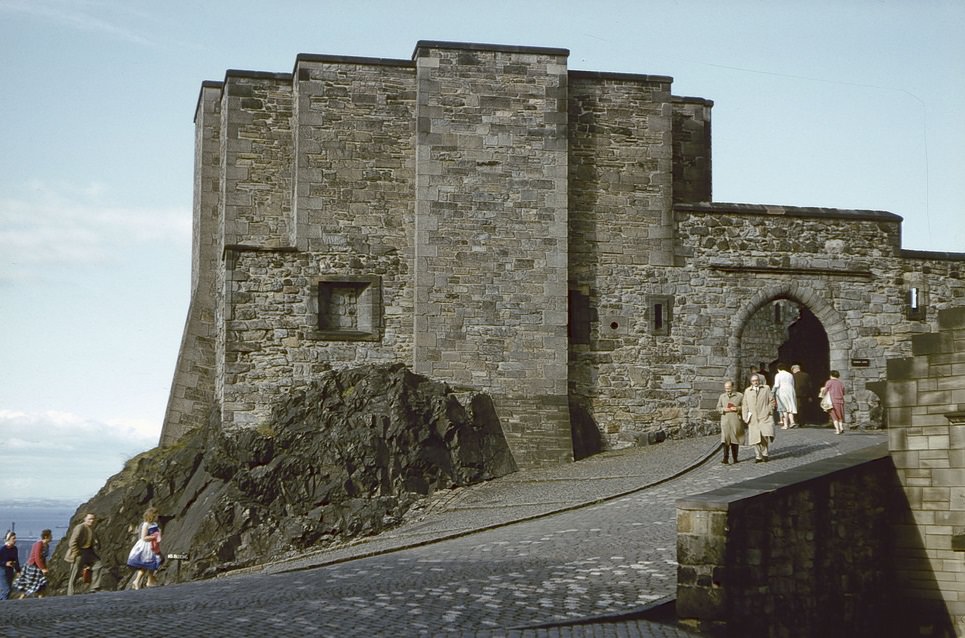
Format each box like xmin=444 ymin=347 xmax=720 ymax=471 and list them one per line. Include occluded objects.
xmin=709 ymin=265 xmax=873 ymax=279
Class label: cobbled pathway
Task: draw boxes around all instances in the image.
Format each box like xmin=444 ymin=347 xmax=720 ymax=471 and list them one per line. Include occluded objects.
xmin=1 ymin=426 xmax=885 ymax=637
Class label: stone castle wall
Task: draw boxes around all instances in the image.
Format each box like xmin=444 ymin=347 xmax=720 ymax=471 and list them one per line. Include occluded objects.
xmin=413 ymin=43 xmax=572 ymax=464
xmin=875 ymin=306 xmax=965 ymax=634
xmin=161 ymin=82 xmax=222 ymax=445
xmin=566 ymin=70 xmax=679 ymax=442
xmin=162 ymin=40 xmax=965 ymax=467
xmin=672 ymin=204 xmax=964 ymax=429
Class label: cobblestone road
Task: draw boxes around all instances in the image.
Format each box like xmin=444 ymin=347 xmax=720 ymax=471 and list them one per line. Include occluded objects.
xmin=1 ymin=427 xmax=885 ymax=637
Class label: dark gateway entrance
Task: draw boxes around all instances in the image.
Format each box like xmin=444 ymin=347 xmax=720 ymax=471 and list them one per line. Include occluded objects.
xmin=739 ymin=301 xmax=830 ymax=425
xmin=778 ymin=306 xmax=830 ymax=424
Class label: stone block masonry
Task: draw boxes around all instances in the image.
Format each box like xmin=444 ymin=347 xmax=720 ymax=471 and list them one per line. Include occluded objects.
xmin=414 ymin=42 xmax=573 ymax=465
xmin=162 ymin=39 xmax=965 ymax=470
xmin=676 ymin=445 xmax=901 ymax=636
xmin=873 ymin=306 xmax=965 ymax=635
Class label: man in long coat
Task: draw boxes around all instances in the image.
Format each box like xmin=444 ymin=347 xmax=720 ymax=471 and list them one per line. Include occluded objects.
xmin=791 ymin=364 xmax=813 ymax=423
xmin=743 ymin=374 xmax=776 ymax=463
xmin=66 ymin=513 xmax=102 ymax=595
xmin=716 ymin=381 xmax=744 ymax=464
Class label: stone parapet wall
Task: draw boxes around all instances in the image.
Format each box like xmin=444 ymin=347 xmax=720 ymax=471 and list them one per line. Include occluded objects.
xmin=676 ymin=444 xmax=899 ymax=636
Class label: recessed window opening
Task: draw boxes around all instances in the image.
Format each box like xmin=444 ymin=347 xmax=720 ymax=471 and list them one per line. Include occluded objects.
xmin=568 ymin=289 xmax=591 ymax=344
xmin=649 ymin=295 xmax=673 ymax=336
xmin=316 ymin=275 xmax=382 ymax=341
xmin=906 ymin=286 xmax=926 ymax=321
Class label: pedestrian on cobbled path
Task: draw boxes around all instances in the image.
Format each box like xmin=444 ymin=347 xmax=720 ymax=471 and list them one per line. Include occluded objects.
xmin=715 ymin=380 xmax=744 ymax=464
xmin=65 ymin=513 xmax=103 ymax=596
xmin=742 ymin=374 xmax=775 ymax=463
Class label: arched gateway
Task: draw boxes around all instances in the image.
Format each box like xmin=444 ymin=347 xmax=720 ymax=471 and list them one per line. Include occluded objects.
xmin=161 ymin=40 xmax=965 ymax=467
xmin=731 ymin=283 xmax=845 ymax=422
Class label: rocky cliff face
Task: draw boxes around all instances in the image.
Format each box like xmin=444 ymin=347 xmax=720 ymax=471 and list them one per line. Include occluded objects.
xmin=48 ymin=364 xmax=517 ymax=592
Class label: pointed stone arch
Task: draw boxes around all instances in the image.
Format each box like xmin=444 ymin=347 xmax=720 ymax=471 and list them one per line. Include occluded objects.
xmin=726 ymin=280 xmax=850 ymax=384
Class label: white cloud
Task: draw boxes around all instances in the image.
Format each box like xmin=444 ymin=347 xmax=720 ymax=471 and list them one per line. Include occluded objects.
xmin=0 ymin=409 xmax=159 ymax=501
xmin=0 ymin=181 xmax=190 ymax=284
xmin=0 ymin=0 xmax=159 ymax=47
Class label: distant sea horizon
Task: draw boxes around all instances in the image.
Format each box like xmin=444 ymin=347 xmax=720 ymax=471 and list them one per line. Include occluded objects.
xmin=1 ymin=499 xmax=79 ymax=565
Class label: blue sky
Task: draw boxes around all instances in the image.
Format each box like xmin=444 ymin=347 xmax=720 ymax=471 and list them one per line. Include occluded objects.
xmin=1 ymin=0 xmax=963 ymax=502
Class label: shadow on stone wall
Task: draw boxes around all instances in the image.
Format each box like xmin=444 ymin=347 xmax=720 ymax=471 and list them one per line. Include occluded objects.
xmin=570 ymin=401 xmax=604 ymax=460
xmin=888 ymin=476 xmax=958 ymax=638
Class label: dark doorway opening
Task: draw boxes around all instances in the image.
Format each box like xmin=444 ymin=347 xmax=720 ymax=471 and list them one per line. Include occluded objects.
xmin=778 ymin=307 xmax=830 ymax=424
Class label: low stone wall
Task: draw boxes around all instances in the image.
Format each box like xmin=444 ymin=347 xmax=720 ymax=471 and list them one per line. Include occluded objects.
xmin=676 ymin=443 xmax=899 ymax=636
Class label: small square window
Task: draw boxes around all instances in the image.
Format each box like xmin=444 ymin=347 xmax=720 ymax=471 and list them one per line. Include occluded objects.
xmin=316 ymin=275 xmax=381 ymax=341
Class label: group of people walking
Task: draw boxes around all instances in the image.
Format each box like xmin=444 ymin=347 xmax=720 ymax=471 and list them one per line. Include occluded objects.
xmin=716 ymin=362 xmax=847 ymax=464
xmin=0 ymin=530 xmax=51 ymax=600
xmin=1 ymin=506 xmax=164 ymax=599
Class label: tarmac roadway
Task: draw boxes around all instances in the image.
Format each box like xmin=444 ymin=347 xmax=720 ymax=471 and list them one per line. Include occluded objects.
xmin=1 ymin=425 xmax=886 ymax=637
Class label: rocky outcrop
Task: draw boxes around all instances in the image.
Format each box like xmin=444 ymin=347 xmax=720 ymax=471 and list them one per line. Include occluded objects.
xmin=48 ymin=364 xmax=516 ymax=592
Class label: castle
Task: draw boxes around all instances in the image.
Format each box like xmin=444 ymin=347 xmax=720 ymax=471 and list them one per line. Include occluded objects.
xmin=161 ymin=40 xmax=964 ymax=468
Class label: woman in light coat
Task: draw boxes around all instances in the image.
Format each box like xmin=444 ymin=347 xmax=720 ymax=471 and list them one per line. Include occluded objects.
xmin=772 ymin=362 xmax=797 ymax=429
xmin=743 ymin=374 xmax=776 ymax=463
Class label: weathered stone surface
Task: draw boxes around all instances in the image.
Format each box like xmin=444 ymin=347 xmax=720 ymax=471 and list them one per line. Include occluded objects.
xmin=48 ymin=364 xmax=515 ymax=591
xmin=163 ymin=39 xmax=965 ymax=470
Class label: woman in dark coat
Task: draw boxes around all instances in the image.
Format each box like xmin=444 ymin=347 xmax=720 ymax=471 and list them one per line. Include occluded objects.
xmin=0 ymin=531 xmax=21 ymax=600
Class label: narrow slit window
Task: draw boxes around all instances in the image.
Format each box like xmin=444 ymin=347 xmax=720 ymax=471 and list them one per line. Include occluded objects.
xmin=568 ymin=289 xmax=591 ymax=344
xmin=649 ymin=295 xmax=673 ymax=336
xmin=906 ymin=287 xmax=926 ymax=321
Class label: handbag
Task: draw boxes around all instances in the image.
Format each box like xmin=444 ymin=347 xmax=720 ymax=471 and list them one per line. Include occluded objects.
xmin=820 ymin=392 xmax=833 ymax=411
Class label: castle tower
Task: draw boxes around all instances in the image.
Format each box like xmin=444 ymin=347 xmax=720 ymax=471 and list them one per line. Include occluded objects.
xmin=413 ymin=42 xmax=573 ymax=465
